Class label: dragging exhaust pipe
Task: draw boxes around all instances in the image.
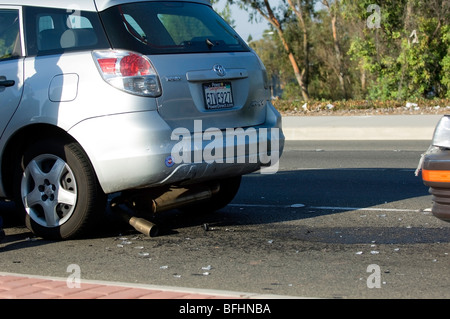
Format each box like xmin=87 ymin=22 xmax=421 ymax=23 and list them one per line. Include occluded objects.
xmin=127 ymin=216 xmax=159 ymax=237
xmin=124 ymin=184 xmax=220 ymax=214
xmin=151 ymin=184 xmax=220 ymax=213
xmin=110 ymin=183 xmax=220 ymax=237
xmin=111 ymin=198 xmax=159 ymax=237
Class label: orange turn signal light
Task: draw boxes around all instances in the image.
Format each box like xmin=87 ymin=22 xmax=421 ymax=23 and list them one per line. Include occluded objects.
xmin=422 ymin=169 xmax=450 ymax=183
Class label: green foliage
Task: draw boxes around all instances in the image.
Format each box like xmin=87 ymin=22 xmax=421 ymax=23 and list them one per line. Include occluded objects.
xmin=218 ymin=0 xmax=450 ymax=102
xmin=442 ymin=25 xmax=450 ymax=98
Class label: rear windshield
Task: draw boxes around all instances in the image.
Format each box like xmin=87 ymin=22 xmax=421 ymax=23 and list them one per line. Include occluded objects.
xmin=100 ymin=1 xmax=250 ymax=55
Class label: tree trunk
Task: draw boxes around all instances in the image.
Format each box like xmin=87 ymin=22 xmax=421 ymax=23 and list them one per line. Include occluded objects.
xmin=322 ymin=0 xmax=348 ymax=99
xmin=256 ymin=0 xmax=310 ymax=101
xmin=287 ymin=0 xmax=310 ymax=94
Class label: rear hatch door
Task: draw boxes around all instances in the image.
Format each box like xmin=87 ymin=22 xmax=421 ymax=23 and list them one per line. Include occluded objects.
xmin=152 ymin=52 xmax=267 ymax=131
xmin=99 ymin=0 xmax=269 ymax=131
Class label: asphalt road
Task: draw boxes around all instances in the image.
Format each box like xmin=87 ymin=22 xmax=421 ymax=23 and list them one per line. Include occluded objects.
xmin=1 ymin=140 xmax=449 ymax=299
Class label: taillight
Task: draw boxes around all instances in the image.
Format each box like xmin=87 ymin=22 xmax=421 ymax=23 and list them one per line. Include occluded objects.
xmin=93 ymin=50 xmax=161 ymax=97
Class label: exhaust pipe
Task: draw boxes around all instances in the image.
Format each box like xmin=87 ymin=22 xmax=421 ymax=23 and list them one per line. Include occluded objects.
xmin=110 ymin=183 xmax=219 ymax=236
xmin=151 ymin=184 xmax=220 ymax=213
xmin=127 ymin=216 xmax=159 ymax=237
xmin=111 ymin=198 xmax=159 ymax=237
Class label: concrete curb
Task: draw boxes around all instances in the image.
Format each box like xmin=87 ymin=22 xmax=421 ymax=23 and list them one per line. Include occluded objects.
xmin=282 ymin=115 xmax=443 ymax=141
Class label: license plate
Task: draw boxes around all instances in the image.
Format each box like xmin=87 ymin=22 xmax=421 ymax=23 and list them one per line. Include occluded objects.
xmin=203 ymin=82 xmax=234 ymax=109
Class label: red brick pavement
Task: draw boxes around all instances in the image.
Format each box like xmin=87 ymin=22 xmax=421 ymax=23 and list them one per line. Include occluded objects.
xmin=0 ymin=272 xmax=282 ymax=299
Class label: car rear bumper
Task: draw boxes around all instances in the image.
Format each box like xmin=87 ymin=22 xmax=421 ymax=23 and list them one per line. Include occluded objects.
xmin=68 ymin=104 xmax=284 ymax=194
xmin=422 ymin=147 xmax=450 ymax=222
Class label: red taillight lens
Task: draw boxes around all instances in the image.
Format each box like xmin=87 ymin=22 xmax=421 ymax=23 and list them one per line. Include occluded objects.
xmin=93 ymin=50 xmax=161 ymax=97
xmin=120 ymin=53 xmax=152 ymax=76
xmin=97 ymin=58 xmax=118 ymax=75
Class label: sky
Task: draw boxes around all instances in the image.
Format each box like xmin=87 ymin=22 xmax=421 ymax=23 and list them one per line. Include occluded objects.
xmin=214 ymin=0 xmax=325 ymax=42
xmin=214 ymin=0 xmax=275 ymax=41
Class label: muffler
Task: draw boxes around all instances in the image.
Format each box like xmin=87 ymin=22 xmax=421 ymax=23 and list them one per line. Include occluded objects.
xmin=151 ymin=184 xmax=220 ymax=213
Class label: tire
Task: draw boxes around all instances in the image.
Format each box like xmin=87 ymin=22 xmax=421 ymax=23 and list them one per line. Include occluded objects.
xmin=180 ymin=175 xmax=242 ymax=214
xmin=13 ymin=137 xmax=106 ymax=240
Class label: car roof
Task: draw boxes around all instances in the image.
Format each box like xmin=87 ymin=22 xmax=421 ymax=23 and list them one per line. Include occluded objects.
xmin=95 ymin=0 xmax=211 ymax=11
xmin=0 ymin=0 xmax=212 ymax=12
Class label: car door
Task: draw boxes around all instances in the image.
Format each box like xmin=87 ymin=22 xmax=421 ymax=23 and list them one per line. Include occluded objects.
xmin=0 ymin=6 xmax=24 ymax=138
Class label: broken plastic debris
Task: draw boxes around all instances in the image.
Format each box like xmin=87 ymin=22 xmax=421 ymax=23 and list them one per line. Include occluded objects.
xmin=202 ymin=272 xmax=210 ymax=276
xmin=267 ymin=240 xmax=274 ymax=244
xmin=356 ymin=251 xmax=363 ymax=255
xmin=370 ymin=251 xmax=379 ymax=254
xmin=138 ymin=252 xmax=150 ymax=257
xmin=173 ymin=274 xmax=181 ymax=278
xmin=160 ymin=265 xmax=169 ymax=269
xmin=202 ymin=265 xmax=212 ymax=271
xmin=405 ymin=102 xmax=418 ymax=109
xmin=134 ymin=246 xmax=144 ymax=249
xmin=202 ymin=223 xmax=217 ymax=231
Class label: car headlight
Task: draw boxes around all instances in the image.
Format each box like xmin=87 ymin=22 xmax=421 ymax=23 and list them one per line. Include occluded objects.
xmin=433 ymin=115 xmax=450 ymax=149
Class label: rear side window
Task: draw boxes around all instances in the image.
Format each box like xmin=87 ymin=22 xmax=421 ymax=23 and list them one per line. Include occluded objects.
xmin=100 ymin=1 xmax=249 ymax=55
xmin=24 ymin=6 xmax=109 ymax=56
xmin=0 ymin=9 xmax=22 ymax=60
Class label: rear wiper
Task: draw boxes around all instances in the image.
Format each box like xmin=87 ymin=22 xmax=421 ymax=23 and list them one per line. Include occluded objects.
xmin=206 ymin=38 xmax=215 ymax=49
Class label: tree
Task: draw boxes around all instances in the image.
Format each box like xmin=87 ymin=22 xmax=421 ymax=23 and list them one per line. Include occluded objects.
xmin=320 ymin=0 xmax=348 ymax=99
xmin=217 ymin=0 xmax=450 ymax=102
xmin=234 ymin=0 xmax=310 ymax=101
xmin=286 ymin=0 xmax=314 ymax=99
xmin=211 ymin=0 xmax=236 ymax=27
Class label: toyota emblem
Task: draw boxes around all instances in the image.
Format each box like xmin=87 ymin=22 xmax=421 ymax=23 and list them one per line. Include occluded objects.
xmin=213 ymin=64 xmax=226 ymax=77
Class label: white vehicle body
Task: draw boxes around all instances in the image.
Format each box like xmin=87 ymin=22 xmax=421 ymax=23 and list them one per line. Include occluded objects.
xmin=0 ymin=0 xmax=284 ymax=239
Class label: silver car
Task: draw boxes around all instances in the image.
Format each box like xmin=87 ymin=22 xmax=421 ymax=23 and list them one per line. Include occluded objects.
xmin=0 ymin=0 xmax=284 ymax=239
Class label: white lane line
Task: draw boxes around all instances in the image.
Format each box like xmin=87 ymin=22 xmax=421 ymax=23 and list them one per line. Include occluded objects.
xmin=229 ymin=204 xmax=420 ymax=213
xmin=308 ymin=206 xmax=420 ymax=213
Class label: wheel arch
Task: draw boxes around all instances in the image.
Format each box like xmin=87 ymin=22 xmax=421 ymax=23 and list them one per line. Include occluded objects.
xmin=1 ymin=124 xmax=82 ymax=198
